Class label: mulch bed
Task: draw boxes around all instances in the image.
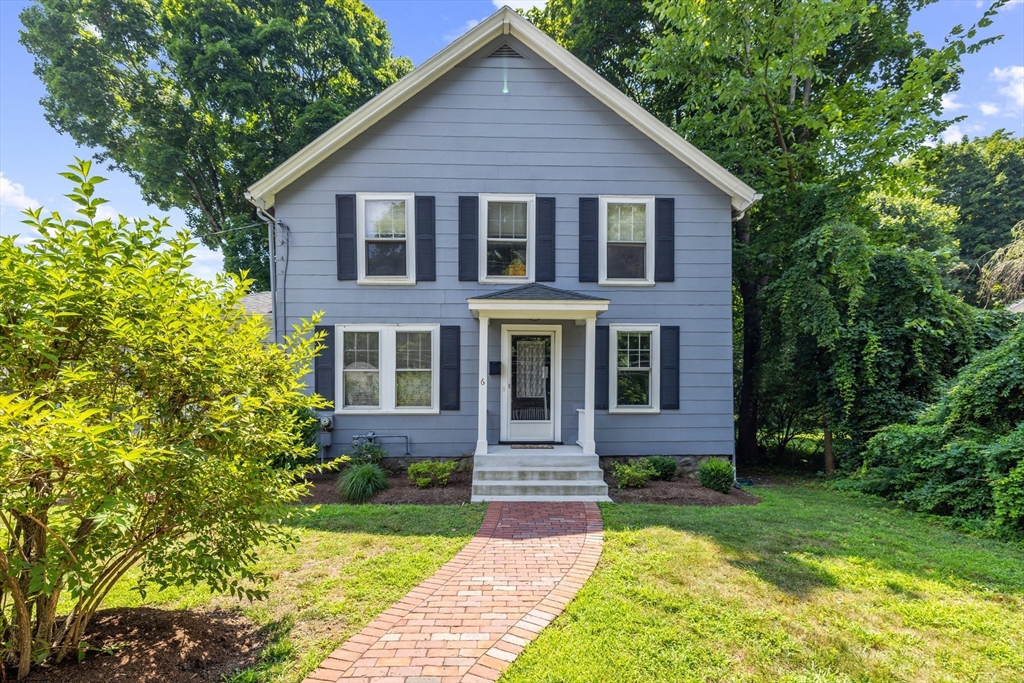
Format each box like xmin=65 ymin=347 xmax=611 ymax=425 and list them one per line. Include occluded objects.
xmin=300 ymin=469 xmax=759 ymax=506
xmin=13 ymin=607 xmax=264 ymax=683
xmin=605 ymin=472 xmax=760 ymax=506
xmin=301 ymin=469 xmax=474 ymax=505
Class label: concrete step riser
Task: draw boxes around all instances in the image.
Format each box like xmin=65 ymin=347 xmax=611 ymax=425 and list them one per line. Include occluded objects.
xmin=475 ymin=455 xmax=600 ymax=468
xmin=472 ymin=484 xmax=610 ymax=497
xmin=474 ymin=469 xmax=605 ymax=481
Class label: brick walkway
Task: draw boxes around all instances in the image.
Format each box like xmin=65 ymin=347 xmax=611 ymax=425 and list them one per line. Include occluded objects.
xmin=302 ymin=502 xmax=603 ymax=683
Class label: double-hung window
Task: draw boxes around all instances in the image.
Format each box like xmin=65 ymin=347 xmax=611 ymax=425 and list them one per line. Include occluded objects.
xmin=357 ymin=193 xmax=415 ymax=284
xmin=609 ymin=324 xmax=660 ymax=413
xmin=599 ymin=196 xmax=655 ymax=284
xmin=479 ymin=194 xmax=535 ymax=283
xmin=338 ymin=324 xmax=439 ymax=413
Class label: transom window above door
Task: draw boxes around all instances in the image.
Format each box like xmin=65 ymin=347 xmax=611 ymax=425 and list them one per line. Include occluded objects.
xmin=599 ymin=196 xmax=655 ymax=284
xmin=479 ymin=194 xmax=535 ymax=283
xmin=357 ymin=193 xmax=415 ymax=284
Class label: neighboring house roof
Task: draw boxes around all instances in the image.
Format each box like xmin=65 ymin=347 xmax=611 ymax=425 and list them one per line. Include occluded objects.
xmin=1009 ymin=299 xmax=1024 ymax=313
xmin=470 ymin=283 xmax=608 ymax=301
xmin=245 ymin=6 xmax=760 ymax=213
xmin=240 ymin=290 xmax=273 ymax=315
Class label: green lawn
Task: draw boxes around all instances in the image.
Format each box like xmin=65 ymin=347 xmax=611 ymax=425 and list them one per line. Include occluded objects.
xmin=502 ymin=484 xmax=1024 ymax=683
xmin=97 ymin=485 xmax=1024 ymax=683
xmin=98 ymin=504 xmax=487 ymax=682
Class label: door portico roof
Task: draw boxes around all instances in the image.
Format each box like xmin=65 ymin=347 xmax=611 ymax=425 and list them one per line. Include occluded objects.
xmin=468 ymin=283 xmax=609 ymax=320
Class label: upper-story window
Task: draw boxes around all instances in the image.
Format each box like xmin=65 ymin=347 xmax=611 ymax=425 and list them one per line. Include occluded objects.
xmin=479 ymin=194 xmax=535 ymax=283
xmin=357 ymin=193 xmax=415 ymax=284
xmin=599 ymin=196 xmax=655 ymax=285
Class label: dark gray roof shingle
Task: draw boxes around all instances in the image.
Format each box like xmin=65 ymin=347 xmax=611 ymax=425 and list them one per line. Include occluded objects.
xmin=468 ymin=284 xmax=607 ymax=301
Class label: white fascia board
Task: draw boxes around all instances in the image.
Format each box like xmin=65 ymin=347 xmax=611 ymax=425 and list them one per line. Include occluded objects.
xmin=467 ymin=298 xmax=610 ymax=320
xmin=246 ymin=6 xmax=760 ymax=213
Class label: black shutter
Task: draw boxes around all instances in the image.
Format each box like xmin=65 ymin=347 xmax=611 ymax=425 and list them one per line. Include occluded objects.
xmin=536 ymin=196 xmax=556 ymax=282
xmin=595 ymin=325 xmax=609 ymax=410
xmin=654 ymin=197 xmax=675 ymax=282
xmin=440 ymin=325 xmax=461 ymax=410
xmin=458 ymin=196 xmax=478 ymax=282
xmin=336 ymin=194 xmax=357 ymax=280
xmin=416 ymin=196 xmax=436 ymax=281
xmin=579 ymin=197 xmax=598 ymax=282
xmin=660 ymin=325 xmax=680 ymax=410
xmin=314 ymin=324 xmax=336 ymax=408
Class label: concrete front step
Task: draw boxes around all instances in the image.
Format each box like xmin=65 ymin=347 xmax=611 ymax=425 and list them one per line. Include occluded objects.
xmin=474 ymin=467 xmax=605 ymax=482
xmin=474 ymin=454 xmax=601 ymax=469
xmin=471 ymin=480 xmax=611 ymax=501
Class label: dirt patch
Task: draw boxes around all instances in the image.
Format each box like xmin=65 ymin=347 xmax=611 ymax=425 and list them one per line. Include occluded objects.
xmin=13 ymin=607 xmax=264 ymax=683
xmin=606 ymin=472 xmax=760 ymax=506
xmin=301 ymin=470 xmax=473 ymax=505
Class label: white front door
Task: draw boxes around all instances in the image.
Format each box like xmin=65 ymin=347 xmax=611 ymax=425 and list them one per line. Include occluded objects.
xmin=501 ymin=325 xmax=561 ymax=443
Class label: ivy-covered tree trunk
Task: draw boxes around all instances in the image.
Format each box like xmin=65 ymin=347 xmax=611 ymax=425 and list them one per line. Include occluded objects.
xmin=737 ymin=277 xmax=763 ymax=466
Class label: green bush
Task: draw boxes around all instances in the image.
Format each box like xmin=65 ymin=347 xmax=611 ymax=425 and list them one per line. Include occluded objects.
xmin=349 ymin=441 xmax=387 ymax=464
xmin=0 ymin=162 xmax=326 ymax=676
xmin=698 ymin=459 xmax=735 ymax=493
xmin=858 ymin=324 xmax=1024 ymax=536
xmin=271 ymin=406 xmax=322 ymax=469
xmin=613 ymin=459 xmax=655 ymax=489
xmin=338 ymin=462 xmax=388 ymax=503
xmin=647 ymin=455 xmax=678 ymax=481
xmin=407 ymin=460 xmax=459 ymax=488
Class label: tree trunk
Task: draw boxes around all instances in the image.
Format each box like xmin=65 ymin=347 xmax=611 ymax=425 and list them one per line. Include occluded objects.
xmin=735 ymin=214 xmax=763 ymax=466
xmin=823 ymin=415 xmax=835 ymax=476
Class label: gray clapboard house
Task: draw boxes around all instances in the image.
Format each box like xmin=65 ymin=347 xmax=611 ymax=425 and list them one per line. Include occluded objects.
xmin=246 ymin=7 xmax=759 ymax=502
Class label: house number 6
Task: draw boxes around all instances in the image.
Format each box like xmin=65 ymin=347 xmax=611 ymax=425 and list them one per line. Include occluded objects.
xmin=480 ymin=378 xmax=486 ymax=385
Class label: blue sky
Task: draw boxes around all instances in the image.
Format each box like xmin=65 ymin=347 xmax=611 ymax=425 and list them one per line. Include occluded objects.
xmin=1 ymin=0 xmax=1021 ymax=279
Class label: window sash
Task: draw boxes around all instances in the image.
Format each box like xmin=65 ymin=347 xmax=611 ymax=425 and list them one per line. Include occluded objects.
xmin=479 ymin=194 xmax=535 ymax=282
xmin=609 ymin=325 xmax=660 ymax=413
xmin=336 ymin=326 xmax=439 ymax=413
xmin=356 ymin=194 xmax=415 ymax=283
xmin=598 ymin=196 xmax=654 ymax=284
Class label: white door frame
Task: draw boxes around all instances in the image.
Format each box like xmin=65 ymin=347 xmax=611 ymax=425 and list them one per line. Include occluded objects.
xmin=500 ymin=324 xmax=562 ymax=443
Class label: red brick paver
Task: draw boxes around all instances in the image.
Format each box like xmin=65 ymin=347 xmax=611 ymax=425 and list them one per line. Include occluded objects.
xmin=301 ymin=502 xmax=603 ymax=683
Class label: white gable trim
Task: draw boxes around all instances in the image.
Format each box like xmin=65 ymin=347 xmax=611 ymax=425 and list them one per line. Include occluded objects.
xmin=245 ymin=6 xmax=760 ymax=212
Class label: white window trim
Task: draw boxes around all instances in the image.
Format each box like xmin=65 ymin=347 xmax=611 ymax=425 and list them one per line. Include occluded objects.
xmin=335 ymin=324 xmax=440 ymax=414
xmin=598 ymin=195 xmax=655 ymax=286
xmin=356 ymin=193 xmax=416 ymax=285
xmin=478 ymin=193 xmax=536 ymax=284
xmin=609 ymin=323 xmax=660 ymax=414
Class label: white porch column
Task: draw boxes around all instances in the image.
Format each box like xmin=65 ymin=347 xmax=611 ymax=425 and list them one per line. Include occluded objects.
xmin=582 ymin=315 xmax=597 ymax=455
xmin=475 ymin=316 xmax=490 ymax=456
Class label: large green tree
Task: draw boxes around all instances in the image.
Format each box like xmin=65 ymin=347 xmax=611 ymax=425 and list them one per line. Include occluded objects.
xmin=20 ymin=0 xmax=411 ymax=290
xmin=528 ymin=0 xmax=1008 ymax=464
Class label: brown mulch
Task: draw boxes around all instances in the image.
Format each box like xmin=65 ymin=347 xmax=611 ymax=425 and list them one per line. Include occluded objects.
xmin=605 ymin=472 xmax=761 ymax=506
xmin=300 ymin=469 xmax=758 ymax=507
xmin=300 ymin=470 xmax=474 ymax=505
xmin=12 ymin=607 xmax=264 ymax=683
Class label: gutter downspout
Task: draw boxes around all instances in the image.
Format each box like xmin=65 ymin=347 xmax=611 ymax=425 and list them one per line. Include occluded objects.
xmin=255 ymin=206 xmax=278 ymax=344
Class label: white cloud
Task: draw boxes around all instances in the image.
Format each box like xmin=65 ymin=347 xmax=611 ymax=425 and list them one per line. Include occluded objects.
xmin=992 ymin=65 xmax=1024 ymax=111
xmin=978 ymin=102 xmax=1001 ymax=116
xmin=941 ymin=124 xmax=966 ymax=144
xmin=941 ymin=93 xmax=965 ymax=112
xmin=0 ymin=173 xmax=40 ymax=212
xmin=492 ymin=0 xmax=547 ymax=10
xmin=443 ymin=18 xmax=481 ymax=42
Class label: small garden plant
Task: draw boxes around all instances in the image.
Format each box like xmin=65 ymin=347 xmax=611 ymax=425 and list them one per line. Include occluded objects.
xmin=349 ymin=441 xmax=387 ymax=464
xmin=647 ymin=455 xmax=678 ymax=481
xmin=613 ymin=459 xmax=656 ymax=489
xmin=338 ymin=462 xmax=389 ymax=503
xmin=408 ymin=460 xmax=459 ymax=488
xmin=698 ymin=458 xmax=735 ymax=493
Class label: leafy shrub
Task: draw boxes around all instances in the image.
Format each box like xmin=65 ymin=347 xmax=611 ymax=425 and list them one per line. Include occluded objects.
xmin=858 ymin=324 xmax=1024 ymax=536
xmin=698 ymin=458 xmax=735 ymax=493
xmin=0 ymin=162 xmax=325 ymax=677
xmin=647 ymin=455 xmax=678 ymax=481
xmin=613 ymin=459 xmax=655 ymax=489
xmin=338 ymin=462 xmax=388 ymax=503
xmin=408 ymin=460 xmax=459 ymax=488
xmin=271 ymin=406 xmax=322 ymax=469
xmin=349 ymin=441 xmax=387 ymax=464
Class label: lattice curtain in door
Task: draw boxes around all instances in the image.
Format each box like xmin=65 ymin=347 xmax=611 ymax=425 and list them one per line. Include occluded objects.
xmin=514 ymin=339 xmax=548 ymax=420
